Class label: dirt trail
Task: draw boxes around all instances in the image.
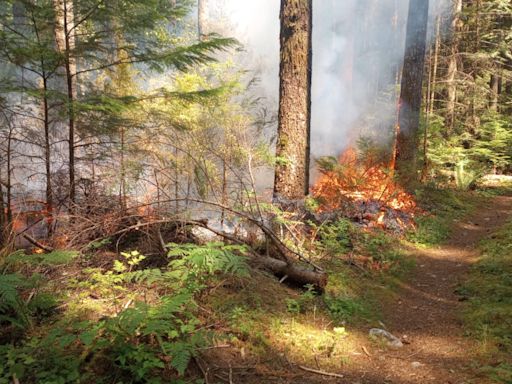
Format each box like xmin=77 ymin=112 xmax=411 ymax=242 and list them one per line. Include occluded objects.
xmin=340 ymin=195 xmax=512 ymax=384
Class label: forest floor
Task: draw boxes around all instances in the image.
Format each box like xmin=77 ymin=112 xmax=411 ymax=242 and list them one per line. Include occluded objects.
xmin=206 ymin=193 xmax=512 ymax=384
xmin=2 ymin=185 xmax=512 ymax=384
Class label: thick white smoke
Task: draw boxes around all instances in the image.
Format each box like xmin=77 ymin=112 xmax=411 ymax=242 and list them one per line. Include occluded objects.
xmin=210 ymin=0 xmax=450 ymax=171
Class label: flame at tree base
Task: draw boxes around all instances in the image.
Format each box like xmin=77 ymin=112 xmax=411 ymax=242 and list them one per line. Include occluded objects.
xmin=311 ymin=147 xmax=416 ymax=228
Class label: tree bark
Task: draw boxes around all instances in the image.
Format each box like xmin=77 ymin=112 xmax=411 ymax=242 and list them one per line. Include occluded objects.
xmin=395 ymin=0 xmax=429 ymax=183
xmin=274 ymin=0 xmax=312 ymax=201
xmin=257 ymin=256 xmax=327 ymax=290
xmin=445 ymin=0 xmax=463 ymax=135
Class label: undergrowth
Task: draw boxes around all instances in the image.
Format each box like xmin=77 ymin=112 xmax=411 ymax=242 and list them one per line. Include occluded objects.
xmin=407 ymin=186 xmax=479 ymax=247
xmin=1 ymin=186 xmax=499 ymax=382
xmin=461 ymin=219 xmax=512 ymax=383
xmin=0 ymin=243 xmax=248 ymax=383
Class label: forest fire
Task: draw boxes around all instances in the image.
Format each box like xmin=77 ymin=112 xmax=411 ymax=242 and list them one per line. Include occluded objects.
xmin=312 ymin=147 xmax=417 ymax=230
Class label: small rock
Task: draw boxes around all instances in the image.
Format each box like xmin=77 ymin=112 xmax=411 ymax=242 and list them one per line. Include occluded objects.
xmin=369 ymin=328 xmax=403 ymax=348
xmin=411 ymin=361 xmax=423 ymax=369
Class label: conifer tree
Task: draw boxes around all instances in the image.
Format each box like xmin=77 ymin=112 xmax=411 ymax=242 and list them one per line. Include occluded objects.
xmin=395 ymin=0 xmax=430 ymax=182
xmin=273 ymin=0 xmax=313 ymax=201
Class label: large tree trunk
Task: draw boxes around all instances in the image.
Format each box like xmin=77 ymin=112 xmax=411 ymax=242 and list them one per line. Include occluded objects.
xmin=395 ymin=0 xmax=429 ymax=183
xmin=445 ymin=0 xmax=463 ymax=135
xmin=54 ymin=0 xmax=77 ymax=205
xmin=273 ymin=0 xmax=312 ymax=201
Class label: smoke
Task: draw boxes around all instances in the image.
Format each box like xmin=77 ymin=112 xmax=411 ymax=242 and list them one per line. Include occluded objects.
xmin=211 ymin=0 xmax=451 ymax=160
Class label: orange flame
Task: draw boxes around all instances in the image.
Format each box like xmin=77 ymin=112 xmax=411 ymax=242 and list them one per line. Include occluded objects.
xmin=311 ymin=147 xmax=416 ymax=214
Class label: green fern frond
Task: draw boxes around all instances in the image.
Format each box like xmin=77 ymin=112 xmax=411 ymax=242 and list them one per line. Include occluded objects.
xmin=0 ymin=274 xmax=30 ymax=327
xmin=166 ymin=242 xmax=248 ymax=277
xmin=167 ymin=341 xmax=193 ymax=375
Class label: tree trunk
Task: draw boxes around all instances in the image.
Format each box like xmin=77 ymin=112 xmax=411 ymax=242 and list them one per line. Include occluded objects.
xmin=6 ymin=125 xmax=13 ymax=226
xmin=429 ymin=16 xmax=441 ymax=117
xmin=43 ymin=77 xmax=54 ymax=236
xmin=445 ymin=0 xmax=463 ymax=135
xmin=0 ymin=122 xmax=12 ymax=243
xmin=54 ymin=0 xmax=77 ymax=205
xmin=422 ymin=15 xmax=441 ymax=181
xmin=119 ymin=127 xmax=127 ymax=210
xmin=0 ymin=182 xmax=4 ymax=246
xmin=395 ymin=0 xmax=429 ymax=183
xmin=273 ymin=0 xmax=312 ymax=201
xmin=198 ymin=0 xmax=207 ymax=40
xmin=31 ymin=4 xmax=54 ymax=236
xmin=505 ymin=81 xmax=512 ymax=114
xmin=489 ymin=73 xmax=500 ymax=112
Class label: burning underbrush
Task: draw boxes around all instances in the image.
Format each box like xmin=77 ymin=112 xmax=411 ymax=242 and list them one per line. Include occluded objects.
xmin=311 ymin=147 xmax=417 ymax=232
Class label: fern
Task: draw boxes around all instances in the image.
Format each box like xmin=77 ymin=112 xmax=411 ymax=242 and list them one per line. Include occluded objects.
xmin=167 ymin=242 xmax=249 ymax=278
xmin=126 ymin=268 xmax=164 ymax=284
xmin=0 ymin=274 xmax=30 ymax=328
xmin=167 ymin=341 xmax=193 ymax=375
xmin=455 ymin=160 xmax=480 ymax=190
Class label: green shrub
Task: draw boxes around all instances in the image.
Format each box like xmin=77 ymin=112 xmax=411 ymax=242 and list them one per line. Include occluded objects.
xmin=407 ymin=215 xmax=450 ymax=247
xmin=285 ymin=284 xmax=317 ymax=314
xmin=455 ymin=160 xmax=481 ymax=191
xmin=316 ymin=219 xmax=353 ymax=256
xmin=324 ymin=294 xmax=368 ymax=322
xmin=1 ymin=242 xmax=249 ymax=383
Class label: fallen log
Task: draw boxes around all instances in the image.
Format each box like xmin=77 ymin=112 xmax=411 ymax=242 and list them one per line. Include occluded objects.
xmin=189 ymin=221 xmax=328 ymax=289
xmin=256 ymin=256 xmax=328 ymax=290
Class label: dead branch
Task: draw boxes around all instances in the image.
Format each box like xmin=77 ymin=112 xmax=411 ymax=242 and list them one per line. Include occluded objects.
xmin=298 ymin=365 xmax=344 ymax=378
xmin=22 ymin=233 xmax=54 ymax=253
xmin=126 ymin=198 xmax=325 ymax=272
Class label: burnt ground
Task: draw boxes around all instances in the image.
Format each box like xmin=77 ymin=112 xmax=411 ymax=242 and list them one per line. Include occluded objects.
xmin=206 ymin=195 xmax=512 ymax=384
